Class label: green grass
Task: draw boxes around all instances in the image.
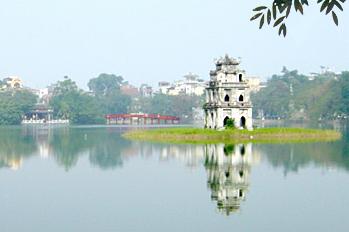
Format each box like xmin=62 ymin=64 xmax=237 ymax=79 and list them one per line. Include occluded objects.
xmin=122 ymin=127 xmax=341 ymax=144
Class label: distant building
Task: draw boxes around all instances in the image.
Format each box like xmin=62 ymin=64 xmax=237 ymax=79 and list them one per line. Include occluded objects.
xmin=1 ymin=76 xmax=23 ymax=90
xmin=158 ymin=81 xmax=171 ymax=94
xmin=247 ymin=77 xmax=266 ymax=93
xmin=157 ymin=72 xmax=206 ymax=96
xmin=204 ymin=54 xmax=253 ymax=130
xmin=139 ymin=84 xmax=153 ymax=97
xmin=121 ymin=84 xmax=139 ymax=97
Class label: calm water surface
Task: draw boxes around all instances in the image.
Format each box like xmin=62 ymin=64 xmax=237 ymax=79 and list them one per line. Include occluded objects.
xmin=0 ymin=124 xmax=349 ymax=232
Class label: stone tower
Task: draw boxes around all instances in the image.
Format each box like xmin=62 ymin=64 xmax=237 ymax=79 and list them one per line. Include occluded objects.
xmin=204 ymin=54 xmax=253 ymax=130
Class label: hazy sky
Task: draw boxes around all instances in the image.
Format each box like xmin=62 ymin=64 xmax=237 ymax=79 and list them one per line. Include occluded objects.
xmin=0 ymin=0 xmax=348 ymax=89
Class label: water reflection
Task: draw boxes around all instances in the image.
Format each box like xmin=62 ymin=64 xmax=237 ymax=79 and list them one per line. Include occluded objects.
xmin=204 ymin=144 xmax=260 ymax=215
xmin=2 ymin=125 xmax=349 ymax=216
xmin=0 ymin=127 xmax=37 ymax=170
xmin=0 ymin=126 xmax=131 ymax=171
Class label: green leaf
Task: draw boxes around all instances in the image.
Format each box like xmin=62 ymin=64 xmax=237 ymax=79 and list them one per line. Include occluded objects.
xmin=253 ymin=6 xmax=268 ymax=11
xmin=272 ymin=3 xmax=277 ymax=19
xmin=278 ymin=23 xmax=287 ymax=37
xmin=280 ymin=24 xmax=287 ymax=37
xmin=326 ymin=1 xmax=335 ymax=14
xmin=320 ymin=0 xmax=330 ymax=12
xmin=259 ymin=15 xmax=265 ymax=29
xmin=267 ymin=9 xmax=272 ymax=24
xmin=301 ymin=0 xmax=309 ymax=5
xmin=333 ymin=1 xmax=344 ymax=11
xmin=286 ymin=4 xmax=292 ymax=17
xmin=295 ymin=0 xmax=304 ymax=14
xmin=273 ymin=16 xmax=286 ymax=27
xmin=332 ymin=11 xmax=339 ymax=25
xmin=250 ymin=12 xmax=263 ymax=21
xmin=278 ymin=4 xmax=287 ymax=13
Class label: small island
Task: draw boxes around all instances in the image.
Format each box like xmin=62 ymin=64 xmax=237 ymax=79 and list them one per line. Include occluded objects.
xmin=123 ymin=127 xmax=341 ymax=144
xmin=123 ymin=55 xmax=341 ymax=144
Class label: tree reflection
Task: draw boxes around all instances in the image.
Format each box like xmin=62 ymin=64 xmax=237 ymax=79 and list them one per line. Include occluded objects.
xmin=204 ymin=144 xmax=259 ymax=215
xmin=0 ymin=127 xmax=37 ymax=170
xmin=49 ymin=128 xmax=131 ymax=170
xmin=258 ymin=140 xmax=349 ymax=176
xmin=0 ymin=126 xmax=131 ymax=171
xmin=88 ymin=131 xmax=130 ymax=170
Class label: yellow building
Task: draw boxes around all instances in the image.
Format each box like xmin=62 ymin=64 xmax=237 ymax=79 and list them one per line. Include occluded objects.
xmin=2 ymin=76 xmax=23 ymax=89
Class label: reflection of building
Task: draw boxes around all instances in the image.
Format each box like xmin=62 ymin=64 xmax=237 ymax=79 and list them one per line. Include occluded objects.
xmin=0 ymin=157 xmax=23 ymax=170
xmin=135 ymin=142 xmax=205 ymax=168
xmin=204 ymin=55 xmax=253 ymax=130
xmin=204 ymin=143 xmax=259 ymax=215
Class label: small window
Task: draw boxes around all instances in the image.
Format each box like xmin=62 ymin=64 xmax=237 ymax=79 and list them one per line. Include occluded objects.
xmin=224 ymin=95 xmax=230 ymax=102
xmin=239 ymin=74 xmax=243 ymax=82
xmin=239 ymin=95 xmax=244 ymax=102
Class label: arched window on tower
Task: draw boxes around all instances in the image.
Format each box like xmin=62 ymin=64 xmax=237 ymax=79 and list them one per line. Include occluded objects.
xmin=240 ymin=116 xmax=246 ymax=128
xmin=239 ymin=95 xmax=244 ymax=102
xmin=239 ymin=74 xmax=243 ymax=82
xmin=224 ymin=95 xmax=230 ymax=102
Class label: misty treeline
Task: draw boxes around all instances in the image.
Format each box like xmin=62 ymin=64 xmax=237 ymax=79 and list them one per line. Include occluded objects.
xmin=2 ymin=69 xmax=349 ymax=125
xmin=0 ymin=74 xmax=203 ymax=125
xmin=252 ymin=68 xmax=349 ymax=120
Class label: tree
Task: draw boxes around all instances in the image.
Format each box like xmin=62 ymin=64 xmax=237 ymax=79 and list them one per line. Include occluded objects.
xmin=251 ymin=0 xmax=346 ymax=37
xmin=0 ymin=90 xmax=37 ymax=125
xmin=88 ymin=73 xmax=131 ymax=114
xmin=50 ymin=77 xmax=105 ymax=124
xmin=88 ymin=73 xmax=124 ymax=96
xmin=225 ymin=118 xmax=235 ymax=129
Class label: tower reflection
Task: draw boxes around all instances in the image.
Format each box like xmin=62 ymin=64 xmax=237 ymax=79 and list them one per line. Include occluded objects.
xmin=204 ymin=143 xmax=259 ymax=215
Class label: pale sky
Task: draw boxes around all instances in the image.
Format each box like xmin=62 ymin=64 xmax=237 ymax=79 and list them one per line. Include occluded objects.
xmin=0 ymin=0 xmax=348 ymax=89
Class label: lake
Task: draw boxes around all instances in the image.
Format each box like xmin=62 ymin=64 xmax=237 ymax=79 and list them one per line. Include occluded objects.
xmin=0 ymin=124 xmax=348 ymax=232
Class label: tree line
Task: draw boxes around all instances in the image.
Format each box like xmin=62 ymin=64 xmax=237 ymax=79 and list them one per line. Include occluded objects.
xmin=251 ymin=68 xmax=349 ymax=120
xmin=0 ymin=74 xmax=204 ymax=125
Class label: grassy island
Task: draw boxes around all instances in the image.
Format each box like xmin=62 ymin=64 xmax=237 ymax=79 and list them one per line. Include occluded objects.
xmin=123 ymin=127 xmax=341 ymax=144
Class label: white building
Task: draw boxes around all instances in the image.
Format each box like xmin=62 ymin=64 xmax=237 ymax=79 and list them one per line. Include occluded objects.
xmin=157 ymin=73 xmax=206 ymax=96
xmin=247 ymin=77 xmax=266 ymax=93
xmin=158 ymin=81 xmax=171 ymax=94
xmin=204 ymin=55 xmax=253 ymax=130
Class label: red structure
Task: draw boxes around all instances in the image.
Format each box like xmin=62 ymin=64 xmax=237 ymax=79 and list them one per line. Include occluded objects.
xmin=105 ymin=113 xmax=180 ymax=125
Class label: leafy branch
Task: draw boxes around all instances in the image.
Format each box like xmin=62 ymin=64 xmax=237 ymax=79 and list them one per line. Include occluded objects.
xmin=250 ymin=0 xmax=346 ymax=37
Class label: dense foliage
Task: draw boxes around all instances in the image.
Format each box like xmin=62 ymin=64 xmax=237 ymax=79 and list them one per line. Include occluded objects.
xmin=251 ymin=0 xmax=346 ymax=36
xmin=252 ymin=68 xmax=349 ymax=120
xmin=0 ymin=90 xmax=37 ymax=125
xmin=50 ymin=77 xmax=105 ymax=124
xmin=51 ymin=74 xmax=202 ymax=124
xmin=87 ymin=73 xmax=131 ymax=114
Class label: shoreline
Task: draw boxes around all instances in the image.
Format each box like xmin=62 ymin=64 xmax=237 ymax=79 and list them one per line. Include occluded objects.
xmin=122 ymin=127 xmax=342 ymax=144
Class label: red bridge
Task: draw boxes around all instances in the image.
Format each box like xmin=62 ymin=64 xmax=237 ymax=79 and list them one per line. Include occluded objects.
xmin=105 ymin=113 xmax=180 ymax=125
